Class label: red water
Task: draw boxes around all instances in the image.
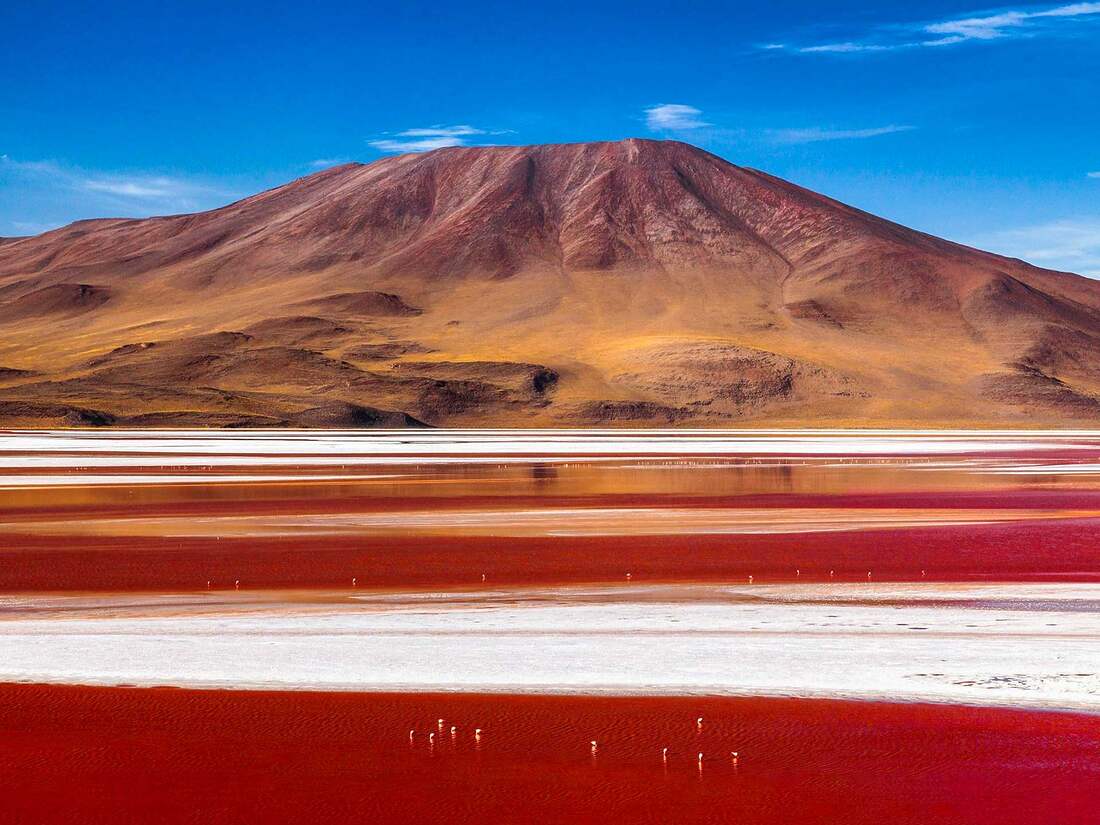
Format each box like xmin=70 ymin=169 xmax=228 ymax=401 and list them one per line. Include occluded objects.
xmin=3 ymin=441 xmax=1100 ymax=821
xmin=1 ymin=517 xmax=1097 ymax=591
xmin=0 ymin=685 xmax=1096 ymax=824
xmin=3 ymin=444 xmax=1100 ymax=590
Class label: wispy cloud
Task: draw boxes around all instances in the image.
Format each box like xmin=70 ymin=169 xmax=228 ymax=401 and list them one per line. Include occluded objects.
xmin=81 ymin=175 xmax=218 ymax=200
xmin=0 ymin=156 xmax=62 ymax=175
xmin=368 ymin=124 xmax=508 ymax=154
xmin=369 ymin=136 xmax=468 ymax=153
xmin=645 ymin=104 xmax=710 ymax=131
xmin=771 ymin=2 xmax=1100 ymax=55
xmin=1 ymin=154 xmax=231 ymax=206
xmin=308 ymin=158 xmax=350 ymax=169
xmin=769 ymin=124 xmax=916 ymax=144
xmin=1088 ymin=171 xmax=1100 ymax=178
xmin=397 ymin=125 xmax=486 ymax=138
xmin=800 ymin=42 xmax=903 ymax=54
xmin=972 ymin=217 xmax=1100 ymax=277
xmin=0 ymin=153 xmax=239 ymax=233
xmin=8 ymin=220 xmax=59 ymax=236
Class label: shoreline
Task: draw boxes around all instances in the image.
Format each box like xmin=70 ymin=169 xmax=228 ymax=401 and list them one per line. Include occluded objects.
xmin=3 ymin=677 xmax=1099 ymax=716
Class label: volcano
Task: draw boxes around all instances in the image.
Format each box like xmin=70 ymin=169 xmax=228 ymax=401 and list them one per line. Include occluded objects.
xmin=2 ymin=138 xmax=1099 ymax=427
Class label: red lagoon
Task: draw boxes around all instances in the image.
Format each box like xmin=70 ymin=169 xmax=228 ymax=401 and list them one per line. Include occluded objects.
xmin=2 ymin=517 xmax=1098 ymax=591
xmin=0 ymin=685 xmax=1097 ymax=824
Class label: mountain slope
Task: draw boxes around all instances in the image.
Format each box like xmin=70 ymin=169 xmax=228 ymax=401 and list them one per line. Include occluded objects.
xmin=2 ymin=138 xmax=1099 ymax=427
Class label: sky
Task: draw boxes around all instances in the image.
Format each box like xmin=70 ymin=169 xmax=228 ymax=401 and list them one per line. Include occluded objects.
xmin=1 ymin=1 xmax=1098 ymax=275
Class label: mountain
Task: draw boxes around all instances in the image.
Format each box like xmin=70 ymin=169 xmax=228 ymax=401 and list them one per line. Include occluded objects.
xmin=2 ymin=138 xmax=1100 ymax=427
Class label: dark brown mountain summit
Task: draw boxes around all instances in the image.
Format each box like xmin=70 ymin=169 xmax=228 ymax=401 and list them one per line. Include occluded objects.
xmin=2 ymin=138 xmax=1099 ymax=427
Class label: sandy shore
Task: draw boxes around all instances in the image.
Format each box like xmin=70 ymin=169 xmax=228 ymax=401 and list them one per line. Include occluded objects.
xmin=3 ymin=583 xmax=1098 ymax=711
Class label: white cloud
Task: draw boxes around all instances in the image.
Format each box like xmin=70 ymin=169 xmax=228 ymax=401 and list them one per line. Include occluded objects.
xmin=1 ymin=154 xmax=229 ymax=207
xmin=368 ymin=124 xmax=504 ymax=154
xmin=397 ymin=125 xmax=486 ymax=137
xmin=0 ymin=155 xmax=66 ymax=176
xmin=924 ymin=11 xmax=1030 ymax=42
xmin=770 ymin=124 xmax=915 ymax=144
xmin=1088 ymin=171 xmax=1100 ymax=178
xmin=645 ymin=104 xmax=710 ymax=131
xmin=8 ymin=220 xmax=60 ymax=236
xmin=82 ymin=176 xmax=215 ymax=200
xmin=801 ymin=42 xmax=903 ymax=53
xmin=0 ymin=153 xmax=239 ymax=230
xmin=972 ymin=218 xmax=1100 ymax=277
xmin=308 ymin=158 xmax=350 ymax=169
xmin=369 ymin=136 xmax=468 ymax=153
xmin=787 ymin=2 xmax=1100 ymax=54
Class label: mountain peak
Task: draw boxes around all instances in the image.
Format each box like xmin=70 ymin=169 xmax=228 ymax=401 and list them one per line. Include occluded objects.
xmin=1 ymin=140 xmax=1099 ymax=427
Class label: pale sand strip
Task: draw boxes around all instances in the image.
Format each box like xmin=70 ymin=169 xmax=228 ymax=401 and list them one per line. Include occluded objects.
xmin=0 ymin=583 xmax=1098 ymax=712
xmin=3 ymin=429 xmax=1100 ymax=466
xmin=4 ymin=507 xmax=1096 ymax=539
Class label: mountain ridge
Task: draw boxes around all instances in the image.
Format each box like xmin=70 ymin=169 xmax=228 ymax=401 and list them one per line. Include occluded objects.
xmin=1 ymin=138 xmax=1099 ymax=427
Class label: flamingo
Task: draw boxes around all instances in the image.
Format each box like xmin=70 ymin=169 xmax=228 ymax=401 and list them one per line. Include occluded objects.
xmin=696 ymin=717 xmax=703 ymax=729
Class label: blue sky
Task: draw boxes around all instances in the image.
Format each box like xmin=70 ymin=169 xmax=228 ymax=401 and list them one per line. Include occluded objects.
xmin=2 ymin=1 xmax=1098 ymax=274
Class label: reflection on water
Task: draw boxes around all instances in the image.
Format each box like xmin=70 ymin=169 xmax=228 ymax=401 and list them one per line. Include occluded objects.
xmin=1 ymin=430 xmax=1099 ymax=589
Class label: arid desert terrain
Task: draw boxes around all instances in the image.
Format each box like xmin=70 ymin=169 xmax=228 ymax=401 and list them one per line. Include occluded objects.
xmin=3 ymin=141 xmax=1100 ymax=428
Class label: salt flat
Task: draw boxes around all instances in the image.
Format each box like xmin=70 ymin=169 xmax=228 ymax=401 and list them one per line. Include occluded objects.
xmin=2 ymin=583 xmax=1098 ymax=711
xmin=4 ymin=428 xmax=1100 ymax=466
